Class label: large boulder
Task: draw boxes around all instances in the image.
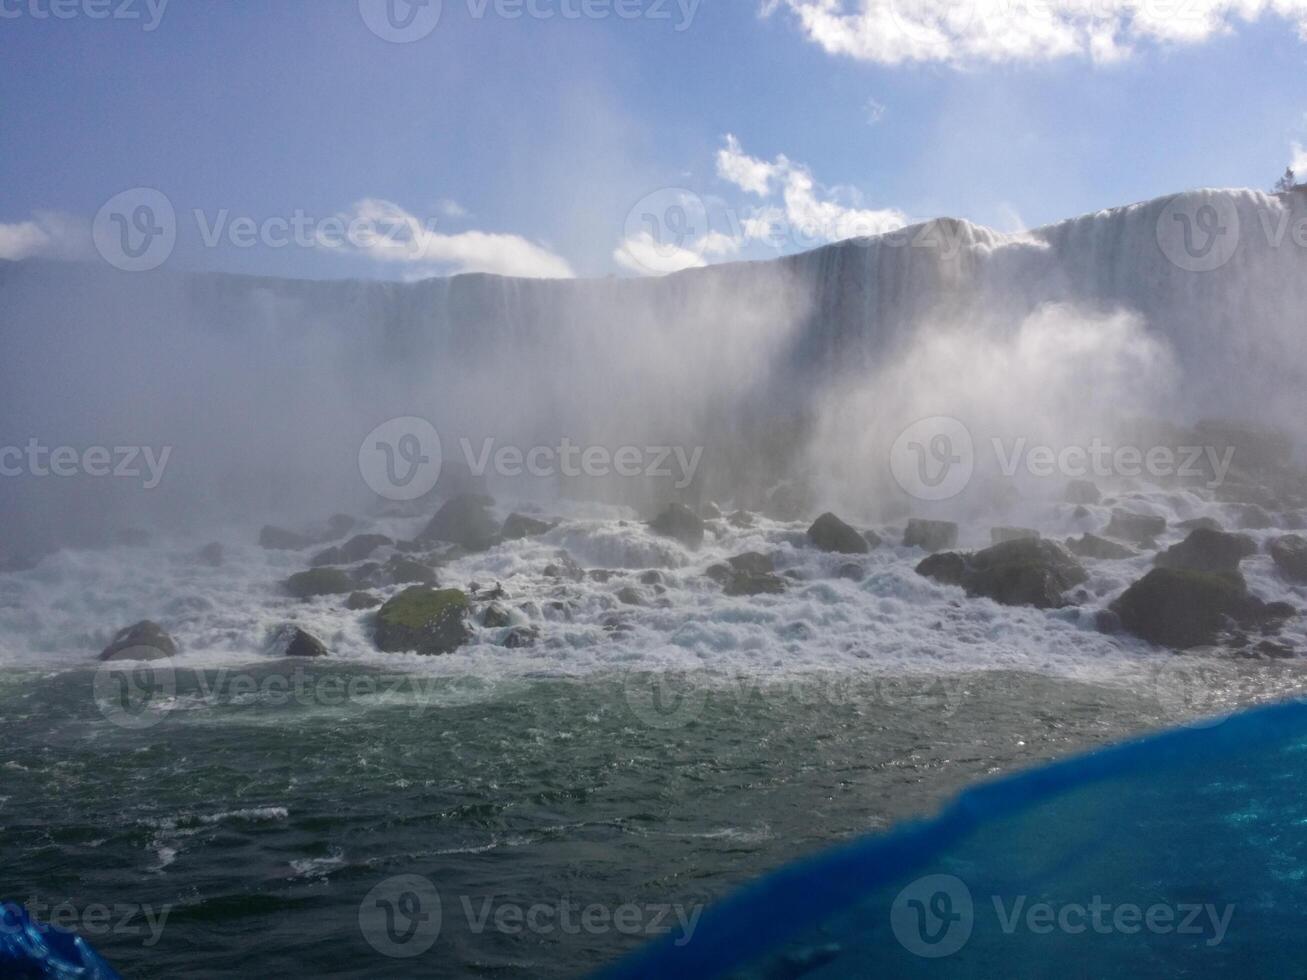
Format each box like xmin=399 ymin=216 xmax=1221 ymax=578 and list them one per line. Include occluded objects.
xmin=1065 ymin=480 xmax=1102 ymax=505
xmin=269 ymin=625 xmax=329 ymax=658
xmin=1154 ymin=528 xmax=1256 ymax=577
xmin=1270 ymin=534 xmax=1307 ymax=583
xmin=259 ymin=525 xmax=315 ymax=551
xmin=374 ymin=587 xmax=472 ymax=655
xmin=98 ymin=620 xmax=177 ymax=662
xmin=648 ymin=503 xmax=705 ymax=549
xmin=904 ymin=519 xmax=958 ymax=553
xmin=807 ymin=513 xmax=869 ymax=555
xmin=383 ymin=556 xmax=439 ymax=586
xmin=418 ymin=495 xmax=500 ymax=552
xmin=339 ymin=534 xmax=394 ymax=563
xmin=1111 ymin=568 xmax=1295 ymax=650
xmin=1103 ymin=509 xmax=1166 ymax=544
xmin=916 ymin=539 xmax=1088 ymax=609
xmin=991 ymin=527 xmax=1039 ymax=545
xmin=705 ymin=553 xmax=788 ymax=596
xmin=501 ymin=513 xmax=553 ymax=540
xmin=1065 ymin=533 xmax=1134 ymax=560
xmin=284 ymin=568 xmax=354 ymax=599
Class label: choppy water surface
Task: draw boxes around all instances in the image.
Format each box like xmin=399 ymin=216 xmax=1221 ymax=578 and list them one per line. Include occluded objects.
xmin=1 ymin=661 xmax=1302 ymax=979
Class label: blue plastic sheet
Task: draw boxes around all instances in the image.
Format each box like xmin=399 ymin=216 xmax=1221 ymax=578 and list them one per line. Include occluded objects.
xmin=599 ymin=700 xmax=1307 ymax=978
xmin=0 ymin=903 xmax=123 ymax=979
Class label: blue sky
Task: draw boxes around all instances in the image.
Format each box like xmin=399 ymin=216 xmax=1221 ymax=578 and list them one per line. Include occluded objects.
xmin=2 ymin=0 xmax=1307 ymax=280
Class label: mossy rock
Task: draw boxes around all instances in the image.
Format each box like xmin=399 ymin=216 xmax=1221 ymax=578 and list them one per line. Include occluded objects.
xmin=375 ymin=587 xmax=472 ymax=655
xmin=807 ymin=513 xmax=869 ymax=555
xmin=418 ymin=494 xmax=500 ymax=552
xmin=1111 ymin=567 xmax=1294 ymax=650
xmin=917 ymin=539 xmax=1087 ymax=609
xmin=99 ymin=620 xmax=177 ymax=661
xmin=284 ymin=568 xmax=354 ymax=599
xmin=1154 ymin=528 xmax=1255 ymax=577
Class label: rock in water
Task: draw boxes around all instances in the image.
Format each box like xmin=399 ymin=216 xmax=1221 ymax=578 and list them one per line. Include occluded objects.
xmin=991 ymin=527 xmax=1039 ymax=545
xmin=807 ymin=513 xmax=869 ymax=554
xmin=1065 ymin=534 xmax=1134 ymax=560
xmin=197 ymin=542 xmax=224 ymax=567
xmin=1154 ymin=528 xmax=1256 ymax=577
xmin=269 ymin=625 xmax=329 ymax=658
xmin=648 ymin=503 xmax=705 ymax=549
xmin=1103 ymin=509 xmax=1166 ymax=544
xmin=1177 ymin=516 xmax=1223 ymax=533
xmin=724 ymin=571 xmax=787 ymax=597
xmin=543 ymin=551 xmax=585 ymax=582
xmin=1270 ymin=534 xmax=1307 ymax=582
xmin=482 ymin=602 xmax=513 ymax=628
xmin=502 ymin=626 xmax=539 ymax=649
xmin=501 ymin=513 xmax=553 ymax=540
xmin=1065 ymin=480 xmax=1102 ymax=505
xmin=418 ymin=495 xmax=500 ymax=552
xmin=1236 ymin=504 xmax=1276 ymax=530
xmin=383 ymin=556 xmax=439 ymax=586
xmin=374 ymin=587 xmax=472 ymax=655
xmin=916 ymin=539 xmax=1088 ymax=609
xmin=904 ymin=519 xmax=958 ymax=553
xmin=345 ymin=591 xmax=382 ymax=610
xmin=1111 ymin=568 xmax=1295 ymax=650
xmin=728 ymin=552 xmax=775 ymax=575
xmin=99 ymin=620 xmax=177 ymax=661
xmin=259 ymin=525 xmax=315 ymax=550
xmin=338 ymin=534 xmax=395 ymax=563
xmin=284 ymin=568 xmax=354 ymax=599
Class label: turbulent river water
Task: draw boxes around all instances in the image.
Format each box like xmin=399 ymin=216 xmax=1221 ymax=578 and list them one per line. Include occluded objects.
xmin=3 ymin=499 xmax=1307 ymax=977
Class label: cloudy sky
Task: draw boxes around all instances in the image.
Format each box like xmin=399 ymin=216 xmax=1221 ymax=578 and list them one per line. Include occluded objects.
xmin=3 ymin=0 xmax=1307 ymax=280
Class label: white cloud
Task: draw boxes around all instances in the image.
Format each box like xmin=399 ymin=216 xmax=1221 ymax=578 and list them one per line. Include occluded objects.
xmin=1292 ymin=141 xmax=1307 ymax=175
xmin=716 ymin=134 xmax=907 ymax=244
xmin=613 ymin=230 xmax=710 ymax=275
xmin=437 ymin=198 xmax=468 ymax=218
xmin=0 ymin=210 xmax=90 ymax=261
xmin=764 ymin=0 xmax=1307 ymax=66
xmin=325 ymin=198 xmax=573 ymax=279
xmin=866 ymin=97 xmax=887 ymax=124
xmin=716 ymin=134 xmax=783 ymax=196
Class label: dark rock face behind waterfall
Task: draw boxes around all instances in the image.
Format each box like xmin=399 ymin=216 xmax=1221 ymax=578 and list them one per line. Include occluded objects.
xmin=4 ymin=190 xmax=1307 ymax=559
